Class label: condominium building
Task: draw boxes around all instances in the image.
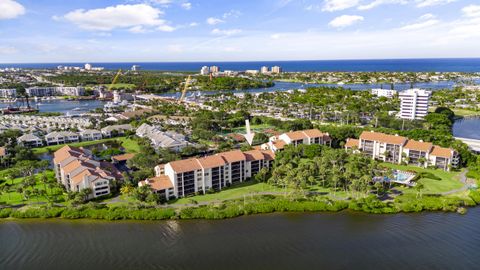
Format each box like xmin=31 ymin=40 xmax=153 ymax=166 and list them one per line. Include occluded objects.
xmin=45 ymin=131 xmax=80 ymax=145
xmin=210 ymin=66 xmax=220 ymax=73
xmin=0 ymin=88 xmax=17 ymax=98
xmin=26 ymin=86 xmax=85 ymax=97
xmin=200 ymin=66 xmax=210 ymax=75
xmin=150 ymin=149 xmax=275 ymax=200
xmin=371 ymin=89 xmax=397 ymax=98
xmin=261 ymin=66 xmax=269 ymax=74
xmin=136 ymin=124 xmax=188 ymax=152
xmin=261 ymin=129 xmax=332 ymax=152
xmin=17 ymin=133 xmax=43 ymax=147
xmin=345 ymin=131 xmax=459 ymax=171
xmin=79 ymin=129 xmax=103 ymax=141
xmin=399 ymin=89 xmax=431 ymax=120
xmin=101 ymin=124 xmax=133 ymax=138
xmin=53 ymin=146 xmax=121 ymax=198
xmin=271 ymin=66 xmax=282 ymax=74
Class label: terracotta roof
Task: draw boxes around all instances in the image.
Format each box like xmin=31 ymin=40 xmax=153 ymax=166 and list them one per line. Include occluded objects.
xmin=144 ymin=175 xmax=174 ymax=191
xmin=284 ymin=131 xmax=306 ymax=141
xmin=430 ymin=146 xmax=455 ymax=158
xmin=244 ymin=150 xmax=265 ymax=161
xmin=0 ymin=147 xmax=6 ymax=157
xmin=261 ymin=150 xmax=275 ymax=160
xmin=272 ymin=140 xmax=287 ymax=149
xmin=71 ymin=169 xmax=91 ymax=185
xmin=404 ymin=140 xmax=433 ymax=152
xmin=169 ymin=158 xmax=202 ymax=173
xmin=218 ymin=150 xmax=246 ymax=163
xmin=345 ymin=138 xmax=360 ymax=148
xmin=302 ymin=129 xmax=326 ymax=138
xmin=360 ymin=131 xmax=407 ymax=145
xmin=197 ymin=155 xmax=226 ymax=169
xmin=53 ymin=145 xmax=85 ymax=164
xmin=111 ymin=153 xmax=135 ymax=162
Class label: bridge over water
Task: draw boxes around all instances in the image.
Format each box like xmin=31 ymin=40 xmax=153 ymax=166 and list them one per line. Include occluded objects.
xmin=455 ymin=137 xmax=480 ymax=153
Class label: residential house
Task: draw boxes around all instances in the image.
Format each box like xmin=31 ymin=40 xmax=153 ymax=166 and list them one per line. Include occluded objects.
xmin=45 ymin=131 xmax=80 ymax=145
xmin=17 ymin=133 xmax=43 ymax=147
xmin=136 ymin=123 xmax=188 ymax=152
xmin=261 ymin=129 xmax=331 ymax=152
xmin=80 ymin=129 xmax=103 ymax=141
xmin=101 ymin=124 xmax=133 ymax=138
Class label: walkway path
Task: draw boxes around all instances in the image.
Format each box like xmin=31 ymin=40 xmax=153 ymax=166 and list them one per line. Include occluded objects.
xmin=440 ymin=169 xmax=473 ymax=196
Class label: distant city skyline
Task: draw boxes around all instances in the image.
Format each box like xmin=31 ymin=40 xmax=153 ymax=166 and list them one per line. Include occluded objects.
xmin=1 ymin=0 xmax=480 ymax=63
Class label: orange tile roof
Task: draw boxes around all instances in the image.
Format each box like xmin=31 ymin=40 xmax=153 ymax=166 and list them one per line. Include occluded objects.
xmin=71 ymin=169 xmax=91 ymax=185
xmin=0 ymin=147 xmax=6 ymax=157
xmin=360 ymin=131 xmax=407 ymax=145
xmin=430 ymin=146 xmax=455 ymax=158
xmin=169 ymin=158 xmax=202 ymax=173
xmin=197 ymin=155 xmax=226 ymax=169
xmin=218 ymin=150 xmax=246 ymax=163
xmin=345 ymin=138 xmax=360 ymax=148
xmin=404 ymin=140 xmax=433 ymax=152
xmin=144 ymin=175 xmax=174 ymax=191
xmin=302 ymin=129 xmax=326 ymax=138
xmin=244 ymin=150 xmax=265 ymax=161
xmin=284 ymin=131 xmax=306 ymax=141
xmin=272 ymin=140 xmax=287 ymax=149
xmin=261 ymin=150 xmax=275 ymax=160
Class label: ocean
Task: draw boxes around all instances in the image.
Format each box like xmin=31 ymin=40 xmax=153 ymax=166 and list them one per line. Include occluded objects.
xmin=1 ymin=58 xmax=480 ymax=72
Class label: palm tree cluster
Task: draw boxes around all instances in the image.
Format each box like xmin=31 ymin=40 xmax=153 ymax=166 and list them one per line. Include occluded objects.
xmin=267 ymin=145 xmax=386 ymax=199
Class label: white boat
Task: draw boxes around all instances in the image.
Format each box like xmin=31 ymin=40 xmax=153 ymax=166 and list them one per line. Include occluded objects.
xmin=72 ymin=107 xmax=83 ymax=111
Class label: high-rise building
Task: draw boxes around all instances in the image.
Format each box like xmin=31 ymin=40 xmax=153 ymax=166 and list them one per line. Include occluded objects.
xmin=200 ymin=66 xmax=210 ymax=75
xmin=399 ymin=88 xmax=431 ymax=120
xmin=271 ymin=66 xmax=282 ymax=74
xmin=261 ymin=66 xmax=269 ymax=74
xmin=84 ymin=63 xmax=92 ymax=70
xmin=131 ymin=65 xmax=140 ymax=71
xmin=210 ymin=66 xmax=220 ymax=73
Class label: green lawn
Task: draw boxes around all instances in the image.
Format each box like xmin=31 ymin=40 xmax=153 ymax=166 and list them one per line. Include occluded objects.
xmin=33 ymin=136 xmax=141 ymax=154
xmin=101 ymin=83 xmax=136 ymax=89
xmin=381 ymin=163 xmax=464 ymax=194
xmin=0 ymin=170 xmax=65 ymax=205
xmin=169 ymin=181 xmax=286 ymax=205
xmin=225 ymin=124 xmax=276 ymax=134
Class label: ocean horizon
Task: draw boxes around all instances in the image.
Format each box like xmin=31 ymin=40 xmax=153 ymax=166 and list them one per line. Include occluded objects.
xmin=1 ymin=58 xmax=480 ymax=72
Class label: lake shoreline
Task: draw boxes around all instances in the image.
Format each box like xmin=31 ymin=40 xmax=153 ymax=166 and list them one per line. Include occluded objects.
xmin=2 ymin=191 xmax=478 ymax=221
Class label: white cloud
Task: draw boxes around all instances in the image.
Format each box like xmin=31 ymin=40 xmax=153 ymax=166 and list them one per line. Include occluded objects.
xmin=222 ymin=10 xmax=242 ymax=19
xmin=211 ymin=28 xmax=242 ymax=36
xmin=328 ymin=15 xmax=364 ymax=28
xmin=206 ymin=17 xmax=224 ymax=25
xmin=358 ymin=0 xmax=406 ymax=11
xmin=322 ymin=0 xmax=359 ymax=12
xmin=0 ymin=0 xmax=25 ymax=20
xmin=181 ymin=2 xmax=192 ymax=10
xmin=0 ymin=45 xmax=18 ymax=54
xmin=157 ymin=25 xmax=175 ymax=32
xmin=415 ymin=0 xmax=457 ymax=8
xmin=400 ymin=13 xmax=439 ymax=30
xmin=270 ymin=33 xmax=282 ymax=39
xmin=62 ymin=4 xmax=174 ymax=32
xmin=462 ymin=5 xmax=480 ymax=18
xmin=189 ymin=22 xmax=198 ymax=27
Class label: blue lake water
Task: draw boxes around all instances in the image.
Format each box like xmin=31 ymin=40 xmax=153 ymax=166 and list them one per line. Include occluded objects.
xmin=2 ymin=58 xmax=480 ymax=72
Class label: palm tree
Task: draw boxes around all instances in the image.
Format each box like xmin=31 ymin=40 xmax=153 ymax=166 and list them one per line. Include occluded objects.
xmin=415 ymin=183 xmax=425 ymax=199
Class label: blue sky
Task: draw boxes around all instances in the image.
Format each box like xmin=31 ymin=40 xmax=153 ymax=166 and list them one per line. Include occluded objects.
xmin=1 ymin=0 xmax=480 ymax=62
